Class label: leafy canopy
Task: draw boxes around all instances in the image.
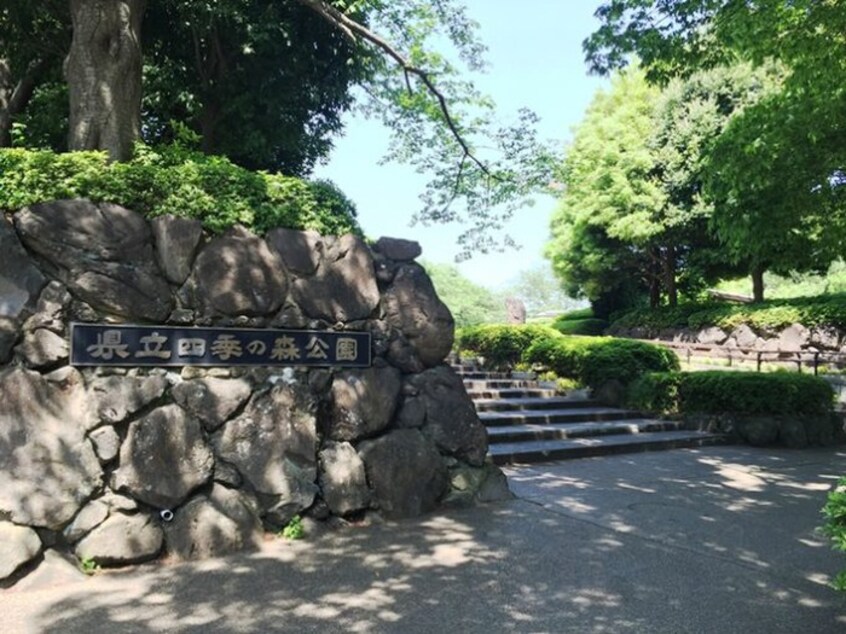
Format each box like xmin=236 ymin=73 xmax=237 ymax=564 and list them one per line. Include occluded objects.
xmin=1 ymin=1 xmax=558 ymax=254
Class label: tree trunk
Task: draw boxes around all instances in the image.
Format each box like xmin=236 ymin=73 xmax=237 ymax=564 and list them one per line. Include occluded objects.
xmin=0 ymin=57 xmax=11 ymax=146
xmin=751 ymin=265 xmax=765 ymax=302
xmin=648 ymin=248 xmax=661 ymax=308
xmin=0 ymin=57 xmax=46 ymax=147
xmin=663 ymin=245 xmax=677 ymax=307
xmin=66 ymin=0 xmax=146 ymax=161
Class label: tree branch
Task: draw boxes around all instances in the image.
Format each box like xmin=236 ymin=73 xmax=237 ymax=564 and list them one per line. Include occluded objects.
xmin=294 ymin=0 xmax=492 ymax=178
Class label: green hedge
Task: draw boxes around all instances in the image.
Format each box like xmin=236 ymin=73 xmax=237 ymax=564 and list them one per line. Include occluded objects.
xmin=526 ymin=337 xmax=681 ymax=390
xmin=629 ymin=370 xmax=840 ymax=449
xmin=458 ymin=324 xmax=679 ymax=389
xmin=611 ymin=295 xmax=846 ymax=332
xmin=553 ymin=317 xmax=609 ymax=336
xmin=456 ymin=324 xmax=561 ymax=370
xmin=0 ymin=145 xmax=361 ymax=236
xmin=630 ymin=371 xmax=834 ymax=417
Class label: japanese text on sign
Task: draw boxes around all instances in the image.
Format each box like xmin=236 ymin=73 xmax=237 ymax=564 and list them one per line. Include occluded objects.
xmin=71 ymin=324 xmax=371 ymax=368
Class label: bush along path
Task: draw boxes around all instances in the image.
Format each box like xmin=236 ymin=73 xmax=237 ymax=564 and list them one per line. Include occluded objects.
xmin=453 ymin=361 xmax=728 ymax=464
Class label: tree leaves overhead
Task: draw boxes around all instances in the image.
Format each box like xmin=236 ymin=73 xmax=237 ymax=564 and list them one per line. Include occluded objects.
xmin=1 ymin=1 xmax=557 ymax=257
xmin=331 ymin=1 xmax=558 ymax=258
xmin=143 ymin=0 xmax=366 ymax=176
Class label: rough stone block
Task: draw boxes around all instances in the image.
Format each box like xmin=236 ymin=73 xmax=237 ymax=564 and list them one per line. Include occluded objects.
xmin=187 ymin=226 xmax=288 ymax=316
xmin=164 ymin=485 xmax=263 ymax=561
xmin=0 ymin=522 xmax=42 ymax=581
xmin=112 ymin=405 xmax=214 ymax=509
xmin=215 ymin=384 xmax=318 ymax=518
xmin=151 ymin=215 xmax=204 ymax=284
xmin=172 ymin=377 xmax=252 ymax=431
xmin=74 ymin=512 xmax=163 ymax=566
xmin=328 ymin=366 xmax=401 ymax=441
xmin=318 ymin=442 xmax=371 ymax=516
xmin=374 ymin=237 xmax=422 ymax=261
xmin=0 ymin=368 xmax=101 ymax=529
xmin=382 ymin=263 xmax=454 ymax=367
xmin=359 ymin=429 xmax=448 ymax=519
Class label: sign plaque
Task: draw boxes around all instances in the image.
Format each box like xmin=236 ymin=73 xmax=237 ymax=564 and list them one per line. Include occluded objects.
xmin=70 ymin=323 xmax=371 ymax=368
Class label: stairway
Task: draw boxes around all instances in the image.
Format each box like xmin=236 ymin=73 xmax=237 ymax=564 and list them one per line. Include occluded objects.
xmin=455 ymin=364 xmax=728 ymax=465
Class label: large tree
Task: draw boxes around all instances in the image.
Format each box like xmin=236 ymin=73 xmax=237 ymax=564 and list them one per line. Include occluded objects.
xmin=584 ymin=0 xmax=846 ymax=300
xmin=1 ymin=1 xmax=556 ymax=253
xmin=547 ymin=62 xmax=775 ymax=311
xmin=648 ymin=62 xmax=778 ymax=303
xmin=546 ymin=67 xmax=663 ymax=314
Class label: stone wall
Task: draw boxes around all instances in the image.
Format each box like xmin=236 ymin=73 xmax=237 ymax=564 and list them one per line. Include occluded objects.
xmin=610 ymin=323 xmax=846 ymax=356
xmin=0 ymin=200 xmax=508 ymax=583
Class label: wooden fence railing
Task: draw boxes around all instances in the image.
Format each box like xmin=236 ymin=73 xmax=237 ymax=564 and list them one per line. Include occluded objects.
xmin=644 ymin=340 xmax=846 ymax=376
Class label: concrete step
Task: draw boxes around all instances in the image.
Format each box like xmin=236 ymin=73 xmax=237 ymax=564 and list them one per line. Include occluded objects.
xmin=466 ymin=388 xmax=560 ymax=400
xmin=488 ymin=430 xmax=729 ymax=465
xmin=474 ymin=396 xmax=599 ymax=412
xmin=463 ymin=379 xmax=541 ymax=390
xmin=485 ymin=419 xmax=683 ymax=443
xmin=479 ymin=407 xmax=646 ymax=427
xmin=454 ymin=371 xmax=512 ymax=380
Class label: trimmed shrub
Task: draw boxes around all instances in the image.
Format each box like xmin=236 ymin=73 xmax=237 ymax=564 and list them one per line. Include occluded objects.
xmin=679 ymin=371 xmax=833 ymax=417
xmin=456 ymin=324 xmax=561 ymax=370
xmin=629 ymin=370 xmax=834 ymax=417
xmin=629 ymin=370 xmax=840 ymax=448
xmin=627 ymin=372 xmax=684 ymax=414
xmin=523 ymin=335 xmax=592 ymax=379
xmin=578 ymin=339 xmax=680 ymax=389
xmin=553 ymin=317 xmax=609 ymax=336
xmin=459 ymin=325 xmax=680 ymax=389
xmin=524 ymin=335 xmax=679 ymax=390
xmin=0 ymin=145 xmax=361 ymax=236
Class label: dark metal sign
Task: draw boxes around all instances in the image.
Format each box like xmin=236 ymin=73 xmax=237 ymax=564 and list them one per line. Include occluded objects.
xmin=70 ymin=323 xmax=371 ymax=368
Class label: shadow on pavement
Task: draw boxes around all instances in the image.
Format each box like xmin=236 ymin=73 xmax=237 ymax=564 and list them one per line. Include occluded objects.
xmin=6 ymin=446 xmax=846 ymax=633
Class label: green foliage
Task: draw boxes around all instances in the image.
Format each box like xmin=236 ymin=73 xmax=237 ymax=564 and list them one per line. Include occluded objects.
xmin=0 ymin=146 xmax=360 ymax=236
xmin=280 ymin=515 xmax=305 ymax=540
xmin=523 ymin=335 xmax=591 ymax=380
xmin=456 ymin=324 xmax=561 ymax=370
xmin=546 ymin=62 xmax=776 ymax=312
xmin=717 ymin=261 xmax=846 ymax=300
xmin=556 ymin=307 xmax=594 ymax=321
xmin=553 ymin=318 xmax=609 ymax=337
xmin=459 ymin=325 xmax=678 ymax=390
xmin=577 ymin=338 xmax=680 ymax=390
xmin=630 ymin=371 xmax=833 ymax=417
xmin=422 ymin=261 xmax=505 ymax=328
xmin=822 ymin=478 xmax=846 ymax=592
xmin=142 ymin=0 xmax=366 ymax=175
xmin=585 ymin=1 xmax=846 ymax=290
xmin=612 ymin=295 xmax=846 ymax=333
xmin=546 ymin=66 xmax=661 ymax=309
xmin=2 ymin=1 xmax=556 ymax=254
xmin=627 ymin=372 xmax=683 ymax=414
xmin=79 ymin=557 xmax=100 ymax=575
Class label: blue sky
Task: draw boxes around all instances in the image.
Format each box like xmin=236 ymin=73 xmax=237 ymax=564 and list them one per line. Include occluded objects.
xmin=313 ymin=1 xmax=608 ymax=290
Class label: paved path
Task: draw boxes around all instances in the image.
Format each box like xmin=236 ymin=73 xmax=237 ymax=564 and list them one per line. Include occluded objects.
xmin=3 ymin=446 xmax=846 ymax=633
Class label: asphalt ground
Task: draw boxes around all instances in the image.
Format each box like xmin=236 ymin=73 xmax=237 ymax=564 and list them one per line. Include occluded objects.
xmin=3 ymin=445 xmax=845 ymax=633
